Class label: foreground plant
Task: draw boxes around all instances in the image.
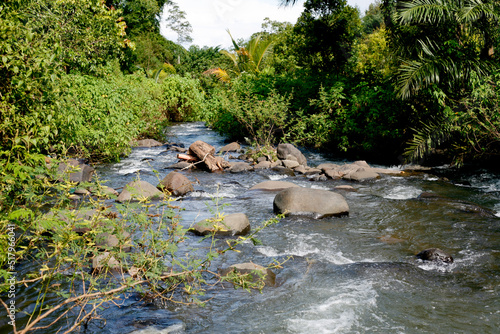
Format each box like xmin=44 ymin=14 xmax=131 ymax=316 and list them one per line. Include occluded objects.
xmin=0 ymin=160 xmax=281 ymax=333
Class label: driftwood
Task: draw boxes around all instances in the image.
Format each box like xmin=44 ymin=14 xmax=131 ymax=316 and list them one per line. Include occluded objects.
xmin=177 ymin=153 xmax=198 ymax=162
xmin=188 ymin=141 xmax=220 ymax=172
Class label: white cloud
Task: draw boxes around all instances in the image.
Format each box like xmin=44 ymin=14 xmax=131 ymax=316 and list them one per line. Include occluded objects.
xmin=160 ymin=0 xmax=374 ymax=48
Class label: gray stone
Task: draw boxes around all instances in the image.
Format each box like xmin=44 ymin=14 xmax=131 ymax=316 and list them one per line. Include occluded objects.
xmin=249 ymin=180 xmax=300 ymax=191
xmin=192 ymin=213 xmax=250 ymax=236
xmin=317 ymin=163 xmax=340 ymax=172
xmin=57 ymin=159 xmax=95 ymax=183
xmin=157 ymin=171 xmax=194 ymax=196
xmin=220 ymin=262 xmax=276 ymax=287
xmin=116 ymin=181 xmax=165 ymax=203
xmin=219 ymin=142 xmax=241 ymax=153
xmin=282 ymin=159 xmax=300 ymax=169
xmin=271 ymin=166 xmax=296 ymax=177
xmin=166 ymin=161 xmax=193 ymax=169
xmin=273 ymin=187 xmax=349 ymax=218
xmin=343 ymin=167 xmax=380 ymax=181
xmin=324 ymin=169 xmax=342 ymax=179
xmin=254 ymin=161 xmax=271 ymax=169
xmin=416 ymin=248 xmax=453 ymax=263
xmin=294 ymin=165 xmax=307 ymax=174
xmin=276 ymin=143 xmax=307 ymax=166
xmin=304 ymin=168 xmax=322 ymax=175
xmin=229 ymin=162 xmax=253 ymax=173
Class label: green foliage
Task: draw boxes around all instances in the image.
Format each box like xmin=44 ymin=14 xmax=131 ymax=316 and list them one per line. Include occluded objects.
xmin=351 ymin=28 xmax=394 ymax=78
xmin=293 ymin=0 xmax=362 ymax=73
xmin=133 ymin=31 xmax=187 ymax=74
xmin=384 ymin=0 xmax=500 ymax=99
xmin=158 ymin=75 xmax=206 ymax=121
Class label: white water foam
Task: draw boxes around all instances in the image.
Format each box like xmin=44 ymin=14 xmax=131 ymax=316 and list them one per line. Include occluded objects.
xmin=383 ymin=186 xmax=422 ymax=200
xmin=268 ymin=174 xmax=290 ymax=181
xmin=257 ymin=233 xmax=354 ymax=265
xmin=287 ymin=281 xmax=378 ymax=334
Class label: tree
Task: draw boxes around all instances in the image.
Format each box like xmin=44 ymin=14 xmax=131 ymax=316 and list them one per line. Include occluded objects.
xmin=383 ymin=0 xmax=500 ymax=99
xmin=291 ymin=0 xmax=361 ymax=73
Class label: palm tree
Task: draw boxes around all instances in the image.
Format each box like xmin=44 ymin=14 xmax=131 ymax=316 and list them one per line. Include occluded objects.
xmin=204 ymin=31 xmax=274 ymax=82
xmin=389 ymin=0 xmax=499 ymax=99
xmin=221 ymin=30 xmax=274 ymax=75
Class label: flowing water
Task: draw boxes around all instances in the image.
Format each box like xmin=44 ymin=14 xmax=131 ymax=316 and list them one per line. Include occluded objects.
xmin=5 ymin=122 xmax=500 ymax=334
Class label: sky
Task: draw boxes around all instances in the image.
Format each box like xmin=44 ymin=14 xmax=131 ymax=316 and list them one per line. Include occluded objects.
xmin=160 ymin=0 xmax=375 ymax=48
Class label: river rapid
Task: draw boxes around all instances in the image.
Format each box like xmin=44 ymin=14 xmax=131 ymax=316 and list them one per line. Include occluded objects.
xmin=8 ymin=122 xmax=500 ymax=334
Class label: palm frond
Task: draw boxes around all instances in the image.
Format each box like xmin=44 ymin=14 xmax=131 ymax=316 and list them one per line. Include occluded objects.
xmin=396 ymin=56 xmax=443 ymax=99
xmin=404 ymin=120 xmax=453 ymax=163
xmin=203 ymin=68 xmax=231 ymax=83
xmin=459 ymin=0 xmax=500 ymax=23
xmin=396 ymin=0 xmax=451 ymax=25
xmin=248 ymin=34 xmax=274 ymax=72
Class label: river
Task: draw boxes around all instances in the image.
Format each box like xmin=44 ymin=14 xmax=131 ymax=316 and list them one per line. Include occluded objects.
xmin=7 ymin=122 xmax=500 ymax=333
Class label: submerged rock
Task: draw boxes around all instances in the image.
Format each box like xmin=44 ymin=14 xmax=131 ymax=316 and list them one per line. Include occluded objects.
xmin=416 ymin=248 xmax=454 ymax=263
xmin=273 ymin=187 xmax=349 ymax=218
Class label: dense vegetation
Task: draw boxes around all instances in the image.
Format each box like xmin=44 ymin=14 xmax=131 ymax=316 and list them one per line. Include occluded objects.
xmin=1 ymin=0 xmax=499 ymax=332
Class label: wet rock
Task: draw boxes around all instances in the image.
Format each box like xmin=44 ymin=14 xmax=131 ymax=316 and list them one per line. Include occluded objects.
xmin=282 ymin=159 xmax=300 ymax=169
xmin=169 ymin=145 xmax=187 ymax=153
xmin=220 ymin=262 xmax=276 ymax=287
xmin=57 ymin=159 xmax=95 ymax=183
xmin=256 ymin=156 xmax=268 ymax=163
xmin=276 ymin=143 xmax=307 ymax=166
xmin=192 ymin=213 xmax=250 ymax=236
xmin=273 ymin=187 xmax=349 ymax=218
xmin=219 ymin=142 xmax=241 ymax=153
xmin=249 ymin=180 xmax=300 ymax=191
xmin=157 ymin=171 xmax=194 ymax=196
xmin=294 ymin=165 xmax=307 ymax=174
xmin=166 ymin=161 xmax=193 ymax=170
xmin=304 ymin=168 xmax=322 ymax=175
xmin=116 ymin=181 xmax=165 ymax=203
xmin=317 ymin=163 xmax=340 ymax=172
xmin=229 ymin=162 xmax=253 ymax=173
xmin=334 ymin=185 xmax=356 ymax=192
xmin=343 ymin=167 xmax=380 ymax=181
xmin=324 ymin=169 xmax=342 ymax=179
xmin=309 ymin=174 xmax=327 ymax=182
xmin=132 ymin=139 xmax=164 ymax=147
xmin=254 ymin=161 xmax=271 ymax=169
xmin=416 ymin=248 xmax=454 ymax=263
xmin=271 ymin=166 xmax=296 ymax=177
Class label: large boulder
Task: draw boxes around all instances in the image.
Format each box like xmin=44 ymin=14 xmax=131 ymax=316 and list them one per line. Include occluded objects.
xmin=157 ymin=171 xmax=194 ymax=196
xmin=416 ymin=248 xmax=453 ymax=263
xmin=57 ymin=159 xmax=95 ymax=183
xmin=191 ymin=213 xmax=250 ymax=236
xmin=273 ymin=187 xmax=349 ymax=218
xmin=249 ymin=180 xmax=300 ymax=191
xmin=116 ymin=181 xmax=165 ymax=203
xmin=276 ymin=144 xmax=307 ymax=166
xmin=220 ymin=262 xmax=276 ymax=287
